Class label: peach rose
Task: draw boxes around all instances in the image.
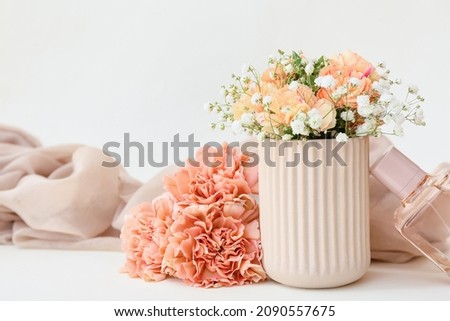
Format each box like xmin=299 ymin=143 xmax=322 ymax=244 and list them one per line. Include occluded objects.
xmin=312 ymin=99 xmax=336 ymax=131
xmin=325 ymin=51 xmax=380 ymax=82
xmin=120 ymin=194 xmax=174 ymax=282
xmin=261 ymin=66 xmax=287 ymax=87
xmin=162 ymin=203 xmax=266 ymax=288
xmin=232 ymin=82 xmax=277 ymax=120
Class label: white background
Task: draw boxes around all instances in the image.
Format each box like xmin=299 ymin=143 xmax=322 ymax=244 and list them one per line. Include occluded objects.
xmin=1 ymin=0 xmax=449 ymax=181
xmin=1 ymin=0 xmax=450 ymax=302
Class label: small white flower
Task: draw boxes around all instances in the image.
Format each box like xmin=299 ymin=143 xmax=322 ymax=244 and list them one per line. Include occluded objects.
xmin=393 ymin=114 xmax=405 ymax=126
xmin=241 ymin=74 xmax=250 ymax=83
xmin=263 ymin=95 xmax=272 ymax=105
xmin=356 ymin=95 xmax=370 ymax=107
xmin=314 ymin=75 xmax=336 ymax=88
xmin=331 ymin=92 xmax=341 ymax=100
xmin=408 ymin=85 xmax=419 ymax=94
xmin=305 ymin=62 xmax=314 ymax=75
xmin=295 ymin=111 xmax=307 ymax=121
xmin=291 ymin=118 xmax=309 ymax=136
xmin=241 ymin=63 xmax=250 ymax=75
xmin=341 ymin=110 xmax=355 ymax=122
xmin=240 ymin=112 xmax=254 ymax=125
xmin=288 ymin=81 xmax=299 ymax=91
xmin=269 ymin=71 xmax=275 ymax=80
xmin=371 ymin=103 xmax=384 ymax=116
xmin=226 ymin=94 xmax=235 ymax=104
xmin=284 ymin=64 xmax=294 ymax=73
xmin=336 ymin=85 xmax=348 ymax=95
xmin=307 ymin=109 xmax=323 ymax=130
xmin=379 ymin=93 xmax=393 ymax=103
xmin=349 ymin=77 xmax=361 ymax=86
xmin=282 ymin=134 xmax=293 ymax=141
xmin=372 ymin=80 xmax=390 ymax=93
xmin=203 ymin=102 xmax=211 ymax=111
xmin=355 ymin=118 xmax=376 ymax=136
xmin=355 ymin=125 xmax=367 ymax=136
xmin=357 ymin=104 xmax=373 ymax=118
xmin=251 ymin=93 xmax=261 ymax=105
xmin=231 ymin=120 xmax=243 ymax=134
xmin=336 ymin=132 xmax=349 ymax=143
xmin=393 ymin=125 xmax=404 ymax=136
xmin=388 ymin=98 xmax=403 ymax=113
xmin=414 ymin=108 xmax=425 ymax=125
xmin=257 ymin=132 xmax=266 ymax=142
xmin=218 ymin=111 xmax=226 ymax=118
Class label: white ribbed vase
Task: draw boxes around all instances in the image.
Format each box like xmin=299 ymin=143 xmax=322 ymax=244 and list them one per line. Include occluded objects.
xmin=258 ymin=137 xmax=370 ymax=288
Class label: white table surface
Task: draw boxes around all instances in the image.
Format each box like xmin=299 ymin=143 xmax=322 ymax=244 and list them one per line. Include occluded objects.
xmin=0 ymin=245 xmax=448 ymax=301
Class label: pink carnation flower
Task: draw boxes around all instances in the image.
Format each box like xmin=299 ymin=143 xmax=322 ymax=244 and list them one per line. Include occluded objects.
xmin=120 ymin=193 xmax=174 ymax=281
xmin=162 ymin=202 xmax=266 ymax=288
xmin=164 ymin=143 xmax=258 ymax=205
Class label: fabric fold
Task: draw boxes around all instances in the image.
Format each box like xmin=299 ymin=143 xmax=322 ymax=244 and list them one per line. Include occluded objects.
xmin=0 ymin=124 xmax=141 ymax=250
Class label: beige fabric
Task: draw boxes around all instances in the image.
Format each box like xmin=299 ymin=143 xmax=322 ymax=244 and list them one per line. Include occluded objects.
xmin=0 ymin=124 xmax=141 ymax=250
xmin=0 ymin=124 xmax=422 ymax=262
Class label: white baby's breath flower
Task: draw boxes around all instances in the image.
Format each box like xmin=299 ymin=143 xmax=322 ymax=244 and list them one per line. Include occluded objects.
xmin=357 ymin=105 xmax=373 ymax=118
xmin=288 ymin=81 xmax=299 ymax=91
xmin=257 ymin=132 xmax=266 ymax=142
xmin=336 ymin=132 xmax=349 ymax=143
xmin=392 ymin=114 xmax=406 ymax=126
xmin=290 ymin=118 xmax=309 ymax=136
xmin=341 ymin=110 xmax=355 ymax=122
xmin=336 ymin=86 xmax=348 ymax=95
xmin=204 ymin=102 xmax=211 ymax=111
xmin=231 ymin=120 xmax=243 ymax=134
xmin=263 ymin=95 xmax=272 ymax=105
xmin=349 ymin=77 xmax=361 ymax=86
xmin=295 ymin=111 xmax=307 ymax=121
xmin=379 ymin=93 xmax=393 ymax=103
xmin=284 ymin=64 xmax=294 ymax=73
xmin=305 ymin=62 xmax=314 ymax=75
xmin=282 ymin=134 xmax=293 ymax=141
xmin=314 ymin=75 xmax=336 ymax=88
xmin=393 ymin=125 xmax=404 ymax=136
xmin=388 ymin=98 xmax=403 ymax=113
xmin=307 ymin=109 xmax=323 ymax=130
xmin=241 ymin=63 xmax=250 ymax=75
xmin=414 ymin=108 xmax=425 ymax=125
xmin=355 ymin=118 xmax=376 ymax=136
xmin=251 ymin=92 xmax=261 ymax=105
xmin=372 ymin=80 xmax=390 ymax=93
xmin=356 ymin=95 xmax=370 ymax=107
xmin=408 ymin=85 xmax=419 ymax=94
xmin=240 ymin=112 xmax=254 ymax=125
xmin=331 ymin=92 xmax=341 ymax=100
xmin=226 ymin=94 xmax=235 ymax=104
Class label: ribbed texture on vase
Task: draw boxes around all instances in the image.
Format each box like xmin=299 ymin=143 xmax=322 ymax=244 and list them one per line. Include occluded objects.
xmin=258 ymin=137 xmax=370 ymax=288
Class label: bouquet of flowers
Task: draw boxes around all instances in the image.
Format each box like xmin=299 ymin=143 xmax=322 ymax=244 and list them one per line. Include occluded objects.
xmin=120 ymin=143 xmax=266 ymax=288
xmin=206 ymin=50 xmax=425 ymax=142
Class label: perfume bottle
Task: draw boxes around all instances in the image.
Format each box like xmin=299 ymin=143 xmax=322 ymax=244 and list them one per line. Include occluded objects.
xmin=370 ymin=136 xmax=450 ymax=276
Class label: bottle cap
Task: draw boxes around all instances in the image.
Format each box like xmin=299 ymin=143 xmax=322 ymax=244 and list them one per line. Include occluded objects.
xmin=370 ymin=143 xmax=426 ymax=200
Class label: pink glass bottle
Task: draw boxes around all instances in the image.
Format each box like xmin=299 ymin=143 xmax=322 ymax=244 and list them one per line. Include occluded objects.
xmin=370 ymin=136 xmax=450 ymax=276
